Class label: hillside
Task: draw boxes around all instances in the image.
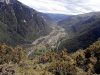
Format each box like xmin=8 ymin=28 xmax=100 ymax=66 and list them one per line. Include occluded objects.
xmin=58 ymin=12 xmax=100 ymax=35
xmin=0 ymin=39 xmax=100 ymax=75
xmin=44 ymin=13 xmax=68 ymax=22
xmin=58 ymin=12 xmax=100 ymax=51
xmin=0 ymin=0 xmax=51 ymax=45
xmin=39 ymin=13 xmax=56 ymax=26
xmin=0 ymin=1 xmax=100 ymax=75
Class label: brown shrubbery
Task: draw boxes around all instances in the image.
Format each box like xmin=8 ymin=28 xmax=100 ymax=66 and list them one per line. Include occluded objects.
xmin=0 ymin=40 xmax=100 ymax=75
xmin=39 ymin=40 xmax=100 ymax=75
xmin=0 ymin=44 xmax=27 ymax=64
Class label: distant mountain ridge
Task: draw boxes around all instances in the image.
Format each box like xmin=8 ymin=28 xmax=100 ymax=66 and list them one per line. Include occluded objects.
xmin=58 ymin=12 xmax=100 ymax=51
xmin=58 ymin=12 xmax=100 ymax=35
xmin=0 ymin=0 xmax=51 ymax=45
xmin=43 ymin=13 xmax=68 ymax=22
xmin=39 ymin=13 xmax=56 ymax=26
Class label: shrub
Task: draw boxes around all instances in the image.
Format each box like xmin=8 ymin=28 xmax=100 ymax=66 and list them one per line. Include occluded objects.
xmin=0 ymin=44 xmax=27 ymax=64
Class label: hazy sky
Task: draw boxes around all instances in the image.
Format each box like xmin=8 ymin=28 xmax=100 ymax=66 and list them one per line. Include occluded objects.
xmin=18 ymin=0 xmax=100 ymax=15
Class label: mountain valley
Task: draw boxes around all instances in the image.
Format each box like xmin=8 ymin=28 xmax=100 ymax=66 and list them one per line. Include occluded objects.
xmin=0 ymin=0 xmax=100 ymax=75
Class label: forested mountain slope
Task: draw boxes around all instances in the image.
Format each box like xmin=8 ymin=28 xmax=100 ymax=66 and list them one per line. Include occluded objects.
xmin=58 ymin=12 xmax=100 ymax=51
xmin=0 ymin=0 xmax=51 ymax=45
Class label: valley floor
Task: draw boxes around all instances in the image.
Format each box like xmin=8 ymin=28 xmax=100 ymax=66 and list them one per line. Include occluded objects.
xmin=25 ymin=25 xmax=68 ymax=57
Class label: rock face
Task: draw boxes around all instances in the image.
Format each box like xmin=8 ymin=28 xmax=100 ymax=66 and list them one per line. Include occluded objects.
xmin=0 ymin=0 xmax=51 ymax=45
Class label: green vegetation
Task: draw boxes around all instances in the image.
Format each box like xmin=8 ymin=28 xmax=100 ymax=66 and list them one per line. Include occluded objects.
xmin=0 ymin=44 xmax=27 ymax=64
xmin=39 ymin=40 xmax=100 ymax=75
xmin=59 ymin=25 xmax=100 ymax=51
xmin=0 ymin=39 xmax=100 ymax=75
xmin=0 ymin=2 xmax=51 ymax=46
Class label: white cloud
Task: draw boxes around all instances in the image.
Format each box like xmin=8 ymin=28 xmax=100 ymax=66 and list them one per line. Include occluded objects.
xmin=18 ymin=0 xmax=100 ymax=15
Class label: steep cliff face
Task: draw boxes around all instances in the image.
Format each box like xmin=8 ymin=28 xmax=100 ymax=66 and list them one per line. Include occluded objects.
xmin=0 ymin=0 xmax=51 ymax=45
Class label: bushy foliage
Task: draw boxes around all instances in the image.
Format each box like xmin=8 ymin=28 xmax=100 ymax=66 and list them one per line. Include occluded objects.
xmin=0 ymin=44 xmax=27 ymax=64
xmin=0 ymin=40 xmax=100 ymax=75
xmin=39 ymin=40 xmax=100 ymax=75
xmin=0 ymin=64 xmax=15 ymax=75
